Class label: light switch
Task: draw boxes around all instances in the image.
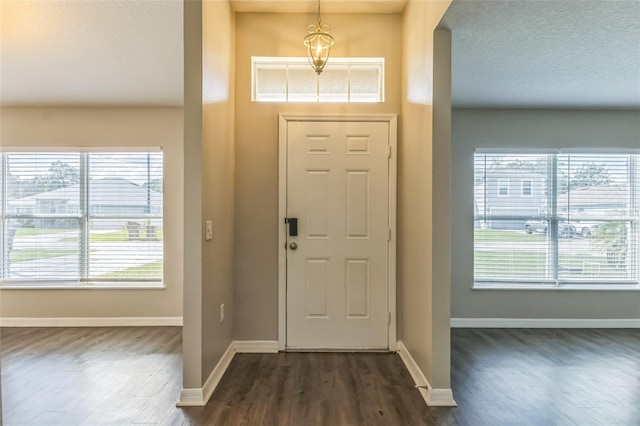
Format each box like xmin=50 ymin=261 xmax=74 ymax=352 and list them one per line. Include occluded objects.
xmin=205 ymin=221 xmax=213 ymax=241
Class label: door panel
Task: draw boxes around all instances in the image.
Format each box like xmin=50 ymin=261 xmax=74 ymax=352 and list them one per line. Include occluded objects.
xmin=286 ymin=120 xmax=390 ymax=349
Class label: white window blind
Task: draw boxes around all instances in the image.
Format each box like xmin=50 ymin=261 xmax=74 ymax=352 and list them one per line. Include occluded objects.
xmin=252 ymin=57 xmax=384 ymax=103
xmin=1 ymin=152 xmax=163 ymax=286
xmin=474 ymin=152 xmax=639 ymax=286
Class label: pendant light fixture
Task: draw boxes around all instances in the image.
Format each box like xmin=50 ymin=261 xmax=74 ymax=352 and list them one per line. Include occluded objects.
xmin=304 ymin=0 xmax=334 ymax=75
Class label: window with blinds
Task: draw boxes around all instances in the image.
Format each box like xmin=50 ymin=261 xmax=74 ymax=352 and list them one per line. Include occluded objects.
xmin=1 ymin=151 xmax=163 ymax=286
xmin=474 ymin=152 xmax=639 ymax=287
xmin=252 ymin=57 xmax=384 ymax=103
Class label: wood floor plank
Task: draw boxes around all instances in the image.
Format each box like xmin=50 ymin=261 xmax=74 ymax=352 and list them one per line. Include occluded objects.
xmin=2 ymin=327 xmax=639 ymax=425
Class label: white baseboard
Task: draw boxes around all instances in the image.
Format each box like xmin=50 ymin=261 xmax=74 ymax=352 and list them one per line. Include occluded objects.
xmin=177 ymin=340 xmax=279 ymax=407
xmin=396 ymin=341 xmax=457 ymax=407
xmin=234 ymin=340 xmax=279 ymax=353
xmin=177 ymin=341 xmax=235 ymax=407
xmin=176 ymin=388 xmax=205 ymax=407
xmin=451 ymin=318 xmax=640 ymax=328
xmin=0 ymin=316 xmax=183 ymax=327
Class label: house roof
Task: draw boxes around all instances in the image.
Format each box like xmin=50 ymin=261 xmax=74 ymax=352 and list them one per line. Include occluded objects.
xmin=10 ymin=177 xmax=161 ymax=207
xmin=558 ymin=184 xmax=629 ymax=208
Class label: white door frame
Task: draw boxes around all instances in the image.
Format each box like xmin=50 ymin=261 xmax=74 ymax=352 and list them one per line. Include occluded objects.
xmin=278 ymin=114 xmax=397 ymax=351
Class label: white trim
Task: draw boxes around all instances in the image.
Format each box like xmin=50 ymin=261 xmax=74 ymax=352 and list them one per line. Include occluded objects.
xmin=521 ymin=179 xmax=533 ymax=197
xmin=177 ymin=341 xmax=279 ymax=407
xmin=278 ymin=115 xmax=288 ymax=351
xmin=427 ymin=389 xmax=458 ymax=407
xmin=279 ymin=114 xmax=398 ymax=123
xmin=0 ymin=283 xmax=166 ymax=290
xmin=0 ymin=146 xmax=163 ymax=153
xmin=278 ymin=114 xmax=398 ymax=351
xmin=496 ymin=178 xmax=509 ymax=197
xmin=234 ymin=340 xmax=279 ymax=353
xmin=176 ymin=389 xmax=205 ymax=407
xmin=0 ymin=316 xmax=183 ymax=327
xmin=396 ymin=341 xmax=457 ymax=407
xmin=199 ymin=342 xmax=236 ymax=407
xmin=177 ymin=341 xmax=235 ymax=407
xmin=451 ymin=318 xmax=640 ymax=328
xmin=387 ymin=116 xmax=398 ymax=351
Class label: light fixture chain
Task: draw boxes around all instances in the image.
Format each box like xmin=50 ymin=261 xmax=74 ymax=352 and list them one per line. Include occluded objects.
xmin=305 ymin=0 xmax=333 ymax=75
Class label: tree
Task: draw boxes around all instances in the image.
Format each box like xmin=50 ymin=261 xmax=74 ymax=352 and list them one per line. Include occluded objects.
xmin=7 ymin=173 xmax=22 ymax=198
xmin=591 ymin=222 xmax=627 ymax=269
xmin=48 ymin=161 xmax=79 ymax=188
xmin=7 ymin=161 xmax=79 ymax=199
xmin=570 ymin=162 xmax=611 ymax=189
xmin=489 ymin=158 xmax=543 ymax=172
xmin=558 ymin=162 xmax=611 ymax=194
xmin=143 ymin=179 xmax=163 ymax=193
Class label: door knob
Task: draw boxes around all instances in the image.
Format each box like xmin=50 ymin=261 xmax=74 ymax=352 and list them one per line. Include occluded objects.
xmin=289 ymin=242 xmax=298 ymax=250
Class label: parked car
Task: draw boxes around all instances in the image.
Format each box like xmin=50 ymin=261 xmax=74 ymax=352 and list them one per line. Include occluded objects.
xmin=572 ymin=221 xmax=600 ymax=237
xmin=524 ymin=220 xmax=576 ymax=238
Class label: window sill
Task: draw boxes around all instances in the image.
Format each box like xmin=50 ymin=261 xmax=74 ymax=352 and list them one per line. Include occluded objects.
xmin=0 ymin=282 xmax=165 ymax=290
xmin=473 ymin=282 xmax=640 ymax=291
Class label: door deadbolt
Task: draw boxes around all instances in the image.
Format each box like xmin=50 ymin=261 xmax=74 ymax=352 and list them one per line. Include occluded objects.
xmin=289 ymin=242 xmax=298 ymax=250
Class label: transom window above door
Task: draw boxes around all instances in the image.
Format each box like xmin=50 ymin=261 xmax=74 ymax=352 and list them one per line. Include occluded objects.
xmin=252 ymin=57 xmax=384 ymax=103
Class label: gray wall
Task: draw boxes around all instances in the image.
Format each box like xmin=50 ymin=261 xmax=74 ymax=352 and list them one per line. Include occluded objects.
xmin=233 ymin=13 xmax=403 ymax=341
xmin=182 ymin=0 xmax=235 ymax=391
xmin=0 ymin=107 xmax=183 ymax=320
xmin=398 ymin=1 xmax=452 ymax=391
xmin=452 ymin=109 xmax=640 ymax=319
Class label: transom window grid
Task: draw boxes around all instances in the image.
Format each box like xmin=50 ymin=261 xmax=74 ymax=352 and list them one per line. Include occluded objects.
xmin=474 ymin=152 xmax=639 ymax=288
xmin=0 ymin=152 xmax=163 ymax=287
xmin=252 ymin=57 xmax=384 ymax=103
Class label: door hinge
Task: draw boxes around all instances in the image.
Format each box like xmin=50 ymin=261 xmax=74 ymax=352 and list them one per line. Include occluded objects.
xmin=388 ymin=312 xmax=391 ymax=324
xmin=388 ymin=228 xmax=392 ymax=241
xmin=387 ymin=145 xmax=392 ymax=158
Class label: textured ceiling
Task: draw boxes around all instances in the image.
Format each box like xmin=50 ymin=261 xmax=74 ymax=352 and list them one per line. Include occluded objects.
xmin=440 ymin=0 xmax=640 ymax=109
xmin=0 ymin=0 xmax=183 ymax=106
xmin=4 ymin=0 xmax=637 ymax=108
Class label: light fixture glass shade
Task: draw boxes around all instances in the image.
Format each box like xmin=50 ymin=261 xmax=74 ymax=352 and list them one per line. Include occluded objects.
xmin=304 ymin=21 xmax=334 ymax=74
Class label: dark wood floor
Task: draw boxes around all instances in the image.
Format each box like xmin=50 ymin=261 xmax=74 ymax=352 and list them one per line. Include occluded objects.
xmin=2 ymin=327 xmax=639 ymax=425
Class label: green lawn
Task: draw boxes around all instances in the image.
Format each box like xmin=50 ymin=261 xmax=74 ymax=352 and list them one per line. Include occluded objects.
xmin=474 ymin=228 xmax=545 ymax=243
xmin=474 ymin=228 xmax=629 ymax=279
xmin=90 ymin=230 xmax=129 ymax=242
xmin=10 ymin=248 xmax=77 ymax=263
xmin=475 ymin=250 xmax=628 ymax=279
xmin=475 ymin=251 xmax=547 ymax=278
xmin=96 ymin=261 xmax=163 ymax=280
xmin=61 ymin=229 xmax=164 ymax=244
xmin=15 ymin=228 xmax=70 ymax=237
xmin=92 ymin=229 xmax=163 ymax=242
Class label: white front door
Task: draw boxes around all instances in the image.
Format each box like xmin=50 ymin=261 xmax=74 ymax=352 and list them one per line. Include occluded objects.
xmin=285 ymin=120 xmax=391 ymax=349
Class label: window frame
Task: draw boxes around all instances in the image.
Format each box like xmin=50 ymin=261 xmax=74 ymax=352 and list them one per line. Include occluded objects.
xmin=497 ymin=179 xmax=509 ymax=197
xmin=521 ymin=179 xmax=533 ymax=197
xmin=251 ymin=57 xmax=385 ymax=103
xmin=0 ymin=150 xmax=164 ymax=289
xmin=474 ymin=151 xmax=640 ymax=290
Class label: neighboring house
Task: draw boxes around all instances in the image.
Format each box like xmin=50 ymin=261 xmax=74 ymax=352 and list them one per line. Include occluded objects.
xmin=475 ymin=167 xmax=546 ymax=230
xmin=558 ymin=183 xmax=629 ymax=216
xmin=7 ymin=177 xmax=162 ymax=229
